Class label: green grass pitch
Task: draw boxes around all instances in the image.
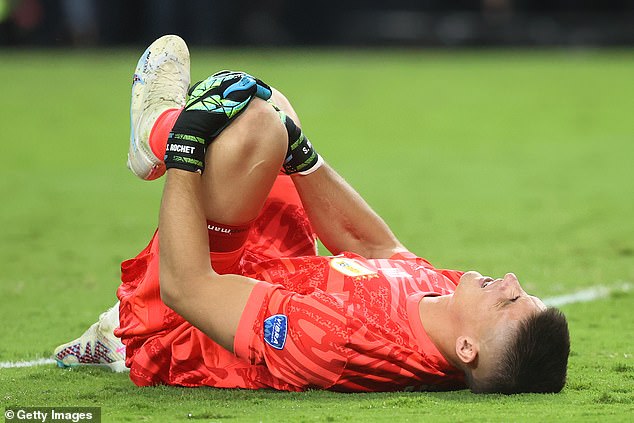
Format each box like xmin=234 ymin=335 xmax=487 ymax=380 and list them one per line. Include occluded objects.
xmin=0 ymin=47 xmax=633 ymax=422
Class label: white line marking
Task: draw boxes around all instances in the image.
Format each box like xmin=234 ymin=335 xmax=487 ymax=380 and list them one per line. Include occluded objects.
xmin=543 ymin=282 xmax=632 ymax=307
xmin=0 ymin=358 xmax=56 ymax=369
xmin=0 ymin=283 xmax=631 ymax=369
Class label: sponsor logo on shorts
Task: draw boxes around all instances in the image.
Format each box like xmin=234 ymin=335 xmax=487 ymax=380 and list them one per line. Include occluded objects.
xmin=208 ymin=225 xmax=232 ymax=234
xmin=329 ymin=257 xmax=378 ymax=278
xmin=264 ymin=314 xmax=288 ymax=350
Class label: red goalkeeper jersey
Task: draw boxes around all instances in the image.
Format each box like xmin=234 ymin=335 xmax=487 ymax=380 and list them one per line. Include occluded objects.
xmin=116 ymin=176 xmax=466 ymax=391
xmin=236 ymin=251 xmax=465 ymax=391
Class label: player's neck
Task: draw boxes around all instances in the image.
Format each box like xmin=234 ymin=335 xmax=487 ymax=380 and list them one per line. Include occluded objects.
xmin=419 ymin=296 xmax=462 ymax=369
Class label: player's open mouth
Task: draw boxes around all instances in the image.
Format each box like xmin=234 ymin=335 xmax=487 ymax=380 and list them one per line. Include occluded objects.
xmin=481 ymin=277 xmax=495 ymax=288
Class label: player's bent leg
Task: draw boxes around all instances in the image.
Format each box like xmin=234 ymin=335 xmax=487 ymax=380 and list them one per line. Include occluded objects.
xmin=128 ymin=35 xmax=190 ymax=180
xmin=242 ymin=175 xmax=318 ymax=262
xmin=201 ymin=98 xmax=288 ymax=226
xmin=197 ymin=89 xmax=318 ymax=262
xmin=53 ymin=302 xmax=127 ymax=372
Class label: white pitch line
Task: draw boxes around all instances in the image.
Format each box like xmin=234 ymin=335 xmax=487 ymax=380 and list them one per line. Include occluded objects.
xmin=543 ymin=282 xmax=632 ymax=307
xmin=0 ymin=358 xmax=56 ymax=369
xmin=0 ymin=283 xmax=631 ymax=370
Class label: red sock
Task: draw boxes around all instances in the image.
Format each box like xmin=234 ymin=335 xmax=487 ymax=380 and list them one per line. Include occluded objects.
xmin=149 ymin=108 xmax=183 ymax=159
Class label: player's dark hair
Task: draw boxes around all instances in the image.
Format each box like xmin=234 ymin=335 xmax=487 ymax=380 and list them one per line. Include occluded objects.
xmin=468 ymin=308 xmax=570 ymax=394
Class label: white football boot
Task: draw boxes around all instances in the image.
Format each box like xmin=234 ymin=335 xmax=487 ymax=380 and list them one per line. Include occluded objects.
xmin=53 ymin=302 xmax=128 ymax=372
xmin=127 ymin=34 xmax=190 ymax=180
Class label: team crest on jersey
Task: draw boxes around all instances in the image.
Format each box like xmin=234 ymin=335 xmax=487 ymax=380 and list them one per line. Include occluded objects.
xmin=264 ymin=314 xmax=288 ymax=350
xmin=329 ymin=257 xmax=378 ymax=278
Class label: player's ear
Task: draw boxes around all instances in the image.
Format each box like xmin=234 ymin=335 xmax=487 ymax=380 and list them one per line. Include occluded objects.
xmin=456 ymin=336 xmax=478 ymax=364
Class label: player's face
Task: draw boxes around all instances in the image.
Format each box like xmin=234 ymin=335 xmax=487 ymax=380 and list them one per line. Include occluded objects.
xmin=451 ymin=271 xmax=546 ymax=340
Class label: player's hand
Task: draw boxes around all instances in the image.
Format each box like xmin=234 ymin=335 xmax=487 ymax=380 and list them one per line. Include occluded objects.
xmin=172 ymin=70 xmax=271 ymax=145
xmin=165 ymin=71 xmax=272 ymax=173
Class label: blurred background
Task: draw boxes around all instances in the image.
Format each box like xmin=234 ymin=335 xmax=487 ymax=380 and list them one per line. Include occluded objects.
xmin=1 ymin=0 xmax=634 ymax=48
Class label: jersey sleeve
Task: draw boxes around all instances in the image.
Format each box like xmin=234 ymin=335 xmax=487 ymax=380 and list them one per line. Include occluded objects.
xmin=234 ymin=281 xmax=349 ymax=390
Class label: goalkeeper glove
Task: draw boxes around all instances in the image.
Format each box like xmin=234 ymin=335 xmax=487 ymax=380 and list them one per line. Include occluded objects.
xmin=165 ymin=70 xmax=272 ymax=173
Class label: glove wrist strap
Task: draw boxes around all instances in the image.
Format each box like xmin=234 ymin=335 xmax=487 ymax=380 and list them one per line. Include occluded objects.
xmin=296 ymin=154 xmax=324 ymax=175
xmin=279 ymin=111 xmax=322 ymax=175
xmin=164 ymin=132 xmax=207 ymax=173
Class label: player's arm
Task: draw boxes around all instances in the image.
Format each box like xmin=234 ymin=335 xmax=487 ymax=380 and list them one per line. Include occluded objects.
xmin=159 ymin=169 xmax=257 ymax=353
xmin=291 ymin=163 xmax=407 ymax=259
xmin=267 ymin=91 xmax=406 ymax=259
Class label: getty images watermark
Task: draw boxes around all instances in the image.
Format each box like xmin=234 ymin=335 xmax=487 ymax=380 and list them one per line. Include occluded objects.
xmin=4 ymin=407 xmax=100 ymax=423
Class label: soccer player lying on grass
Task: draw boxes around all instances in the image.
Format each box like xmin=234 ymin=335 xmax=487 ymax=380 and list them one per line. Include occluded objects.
xmin=54 ymin=35 xmax=570 ymax=394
